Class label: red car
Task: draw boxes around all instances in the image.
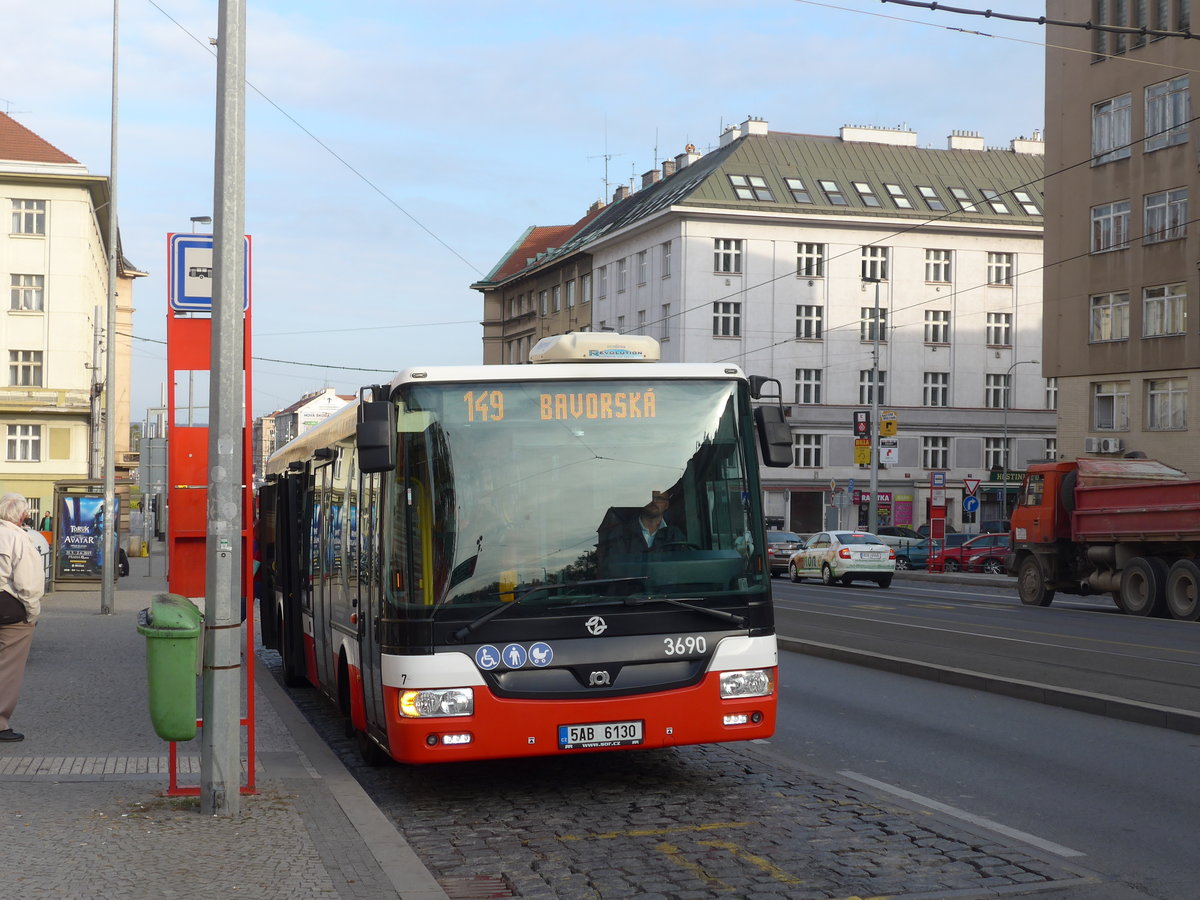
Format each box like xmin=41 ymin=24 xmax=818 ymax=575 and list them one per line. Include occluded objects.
xmin=964 ymin=535 xmax=1013 ymax=574
xmin=928 ymin=532 xmax=1009 ymax=573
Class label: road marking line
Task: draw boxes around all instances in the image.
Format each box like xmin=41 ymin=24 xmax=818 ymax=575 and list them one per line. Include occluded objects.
xmin=655 ymin=842 xmax=734 ymax=890
xmin=838 ymin=771 xmax=1085 ymax=858
xmin=557 ymin=821 xmax=753 ymax=841
xmin=697 ymin=840 xmax=805 ymax=884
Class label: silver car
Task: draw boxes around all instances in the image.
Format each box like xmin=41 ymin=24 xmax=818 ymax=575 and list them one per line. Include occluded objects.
xmin=789 ymin=531 xmax=896 ymax=588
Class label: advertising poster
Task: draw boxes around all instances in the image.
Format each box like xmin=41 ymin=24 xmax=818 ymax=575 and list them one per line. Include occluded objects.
xmin=56 ymin=494 xmax=119 ymax=580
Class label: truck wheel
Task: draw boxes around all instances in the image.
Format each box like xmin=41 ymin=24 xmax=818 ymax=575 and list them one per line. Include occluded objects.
xmin=1120 ymin=557 xmax=1168 ymax=617
xmin=1017 ymin=556 xmax=1054 ymax=607
xmin=1165 ymin=559 xmax=1200 ymax=621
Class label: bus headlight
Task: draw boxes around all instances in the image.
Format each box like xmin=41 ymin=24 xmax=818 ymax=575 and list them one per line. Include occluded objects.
xmin=399 ymin=688 xmax=474 ymax=718
xmin=719 ymin=669 xmax=774 ymax=698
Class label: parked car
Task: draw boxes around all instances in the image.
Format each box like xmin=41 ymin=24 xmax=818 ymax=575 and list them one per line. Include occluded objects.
xmin=875 ymin=525 xmax=925 ymax=549
xmin=765 ymin=530 xmax=808 ymax=577
xmin=978 ymin=519 xmax=1010 ymax=535
xmin=893 ymin=539 xmax=941 ymax=571
xmin=928 ymin=532 xmax=1010 ymax=573
xmin=964 ymin=536 xmax=1012 ymax=574
xmin=917 ymin=522 xmax=960 ymax=538
xmin=788 ymin=531 xmax=895 ymax=588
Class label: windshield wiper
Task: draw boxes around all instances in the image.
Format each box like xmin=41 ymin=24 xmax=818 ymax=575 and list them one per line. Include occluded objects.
xmin=622 ymin=595 xmax=747 ymax=628
xmin=450 ymin=577 xmax=647 ymax=643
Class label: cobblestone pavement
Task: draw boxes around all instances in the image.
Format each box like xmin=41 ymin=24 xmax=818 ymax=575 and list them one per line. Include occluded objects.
xmin=264 ymin=654 xmax=1098 ymax=900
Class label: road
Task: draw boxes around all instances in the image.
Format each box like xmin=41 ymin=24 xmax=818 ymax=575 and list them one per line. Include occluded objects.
xmin=771 ymin=571 xmax=1200 ymax=722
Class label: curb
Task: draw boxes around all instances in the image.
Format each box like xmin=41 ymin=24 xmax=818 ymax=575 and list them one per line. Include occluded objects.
xmin=777 ymin=636 xmax=1200 ymax=736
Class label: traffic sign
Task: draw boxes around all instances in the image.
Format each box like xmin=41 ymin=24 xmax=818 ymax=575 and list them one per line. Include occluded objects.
xmin=853 ymin=410 xmax=871 ymax=437
xmin=168 ymin=233 xmax=252 ymax=312
xmin=932 ymin=471 xmax=946 ymax=488
xmin=963 ymin=496 xmax=980 ymax=513
xmin=963 ymin=478 xmax=981 ymax=496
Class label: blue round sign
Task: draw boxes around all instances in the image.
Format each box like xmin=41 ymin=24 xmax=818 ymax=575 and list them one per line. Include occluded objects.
xmin=963 ymin=496 xmax=980 ymax=513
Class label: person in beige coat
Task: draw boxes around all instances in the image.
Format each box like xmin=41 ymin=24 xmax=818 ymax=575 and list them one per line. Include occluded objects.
xmin=0 ymin=492 xmax=45 ymax=742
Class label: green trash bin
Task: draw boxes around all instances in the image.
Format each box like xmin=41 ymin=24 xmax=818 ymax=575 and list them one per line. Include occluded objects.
xmin=136 ymin=594 xmax=203 ymax=741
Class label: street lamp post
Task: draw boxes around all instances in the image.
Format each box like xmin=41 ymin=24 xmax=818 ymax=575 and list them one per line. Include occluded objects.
xmin=862 ymin=276 xmax=883 ymax=533
xmin=190 ymin=215 xmax=212 ymax=231
xmin=1001 ymin=358 xmax=1039 ymax=519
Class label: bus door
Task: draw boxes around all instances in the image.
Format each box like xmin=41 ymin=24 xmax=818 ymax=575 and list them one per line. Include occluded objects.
xmin=312 ymin=458 xmax=335 ymax=689
xmin=356 ymin=470 xmax=387 ymax=731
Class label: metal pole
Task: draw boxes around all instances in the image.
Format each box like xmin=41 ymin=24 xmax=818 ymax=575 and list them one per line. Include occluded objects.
xmin=202 ymin=0 xmax=246 ymax=818
xmin=100 ymin=0 xmax=119 ymax=616
xmin=864 ymin=277 xmax=882 ymax=533
xmin=1001 ymin=359 xmax=1039 ymax=519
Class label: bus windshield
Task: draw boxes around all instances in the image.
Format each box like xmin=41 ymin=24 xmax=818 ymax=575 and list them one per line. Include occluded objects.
xmin=388 ymin=378 xmax=764 ymax=614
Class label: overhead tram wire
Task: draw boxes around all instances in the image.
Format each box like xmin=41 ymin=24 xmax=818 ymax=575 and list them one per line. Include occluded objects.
xmin=143 ymin=0 xmax=484 ymax=277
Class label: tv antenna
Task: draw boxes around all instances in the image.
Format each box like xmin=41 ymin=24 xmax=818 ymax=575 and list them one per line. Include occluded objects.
xmin=1 ymin=98 xmax=30 ymax=117
xmin=587 ymin=116 xmax=624 ymax=200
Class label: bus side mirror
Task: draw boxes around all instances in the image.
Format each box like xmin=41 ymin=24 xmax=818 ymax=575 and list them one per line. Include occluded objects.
xmin=754 ymin=405 xmax=792 ymax=468
xmin=357 ymin=400 xmax=396 ymax=473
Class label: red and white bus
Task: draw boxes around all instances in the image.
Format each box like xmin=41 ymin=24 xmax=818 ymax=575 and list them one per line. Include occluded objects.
xmin=257 ymin=333 xmax=792 ymax=764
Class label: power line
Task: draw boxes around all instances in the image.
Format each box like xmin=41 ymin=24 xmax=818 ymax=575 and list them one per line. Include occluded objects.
xmin=879 ymin=1 xmax=1199 ymax=41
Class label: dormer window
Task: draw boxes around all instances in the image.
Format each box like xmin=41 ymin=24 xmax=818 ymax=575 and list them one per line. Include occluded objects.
xmin=980 ymin=189 xmax=1010 ymax=214
xmin=783 ymin=177 xmax=812 ymax=203
xmin=728 ymin=174 xmax=774 ymax=201
xmin=818 ymin=180 xmax=848 ymax=205
xmin=884 ymin=184 xmax=913 ymax=209
xmin=852 ymin=182 xmax=882 ymax=207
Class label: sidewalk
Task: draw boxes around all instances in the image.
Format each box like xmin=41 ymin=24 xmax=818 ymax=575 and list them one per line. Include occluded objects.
xmin=0 ymin=546 xmax=449 ymax=900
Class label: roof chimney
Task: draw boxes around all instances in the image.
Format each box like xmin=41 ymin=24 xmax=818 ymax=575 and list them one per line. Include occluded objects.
xmin=840 ymin=124 xmax=918 ymax=147
xmin=661 ymin=158 xmax=677 ymax=179
xmin=641 ymin=168 xmax=661 ymax=189
xmin=740 ymin=116 xmax=768 ymax=136
xmin=613 ymin=184 xmax=630 ymax=203
xmin=1011 ymin=129 xmax=1045 ymax=155
xmin=719 ymin=124 xmax=743 ymax=147
xmin=674 ymin=144 xmax=701 ymax=169
xmin=947 ymin=130 xmax=985 ymax=151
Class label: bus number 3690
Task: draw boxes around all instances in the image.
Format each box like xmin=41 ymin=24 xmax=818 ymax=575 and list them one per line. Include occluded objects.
xmin=663 ymin=635 xmax=707 ymax=656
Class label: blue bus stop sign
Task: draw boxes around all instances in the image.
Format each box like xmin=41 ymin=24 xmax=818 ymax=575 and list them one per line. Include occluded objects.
xmin=168 ymin=233 xmax=251 ymax=312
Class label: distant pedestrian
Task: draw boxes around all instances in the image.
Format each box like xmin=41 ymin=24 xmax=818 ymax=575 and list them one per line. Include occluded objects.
xmin=39 ymin=512 xmax=51 ymax=532
xmin=0 ymin=492 xmax=45 ymax=743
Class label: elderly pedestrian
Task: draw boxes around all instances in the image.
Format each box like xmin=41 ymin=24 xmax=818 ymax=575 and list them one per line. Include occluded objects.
xmin=0 ymin=492 xmax=45 ymax=742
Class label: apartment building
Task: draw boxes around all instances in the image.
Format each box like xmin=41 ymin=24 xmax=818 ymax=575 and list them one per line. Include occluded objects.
xmin=1 ymin=111 xmax=144 ymax=521
xmin=475 ymin=118 xmax=1054 ymax=533
xmin=1044 ymin=1 xmax=1198 ymax=477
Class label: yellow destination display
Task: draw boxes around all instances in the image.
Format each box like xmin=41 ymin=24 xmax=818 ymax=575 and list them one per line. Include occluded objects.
xmin=461 ymin=388 xmax=659 ymax=422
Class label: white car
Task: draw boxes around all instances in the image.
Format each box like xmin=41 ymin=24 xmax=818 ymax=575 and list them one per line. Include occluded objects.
xmin=788 ymin=530 xmax=896 ymax=588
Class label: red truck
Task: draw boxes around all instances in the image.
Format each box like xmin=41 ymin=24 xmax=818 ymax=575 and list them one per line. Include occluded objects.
xmin=1007 ymin=457 xmax=1200 ymax=620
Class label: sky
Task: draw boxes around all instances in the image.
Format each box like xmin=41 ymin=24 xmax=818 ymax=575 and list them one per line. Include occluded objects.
xmin=1 ymin=0 xmax=1047 ymax=420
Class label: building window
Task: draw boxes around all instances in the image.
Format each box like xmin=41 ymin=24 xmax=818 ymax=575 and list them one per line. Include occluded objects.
xmin=1011 ymin=190 xmax=1041 ymax=215
xmin=984 ymin=437 xmax=1009 ymax=471
xmin=980 ymin=189 xmax=1010 ymax=214
xmin=1092 ymin=94 xmax=1132 ymax=163
xmin=986 ymin=312 xmax=1012 ymax=346
xmin=1094 ymin=380 xmax=1131 ymax=431
xmin=818 ymin=180 xmax=848 ymax=205
xmin=636 ymin=251 xmax=647 ymax=285
xmin=795 ymin=368 xmax=822 ymax=404
xmin=795 ymin=304 xmax=824 ymax=340
xmin=797 ymin=243 xmax=825 ymax=277
xmin=987 ymin=252 xmax=1015 ymax=286
xmin=617 ymin=258 xmax=628 ymax=292
xmin=949 ymin=187 xmax=978 ymax=211
xmin=924 ymin=249 xmax=951 ymax=283
xmin=793 ymin=434 xmax=822 ymax=468
xmin=10 ymin=274 xmax=44 ymax=311
xmin=539 ymin=290 xmax=548 ymax=316
xmin=713 ymin=301 xmax=741 ymax=337
xmin=917 ymin=185 xmax=946 ymax=211
xmin=713 ymin=239 xmax=743 ymax=274
xmin=565 ymin=279 xmax=575 ymax=308
xmin=923 ymin=372 xmax=949 ymax=407
xmin=551 ymin=285 xmax=561 ymax=313
xmin=6 ymin=424 xmax=41 ymax=462
xmin=1143 ymin=283 xmax=1186 ymax=336
xmin=884 ymin=183 xmax=913 ymax=209
xmin=617 ymin=315 xmax=625 ymax=332
xmin=581 ymin=273 xmax=592 ymax=303
xmin=783 ymin=177 xmax=812 ymax=203
xmin=852 ymin=181 xmax=882 ymax=207
xmin=1147 ymin=378 xmax=1187 ymax=430
xmin=922 ymin=436 xmax=950 ymax=469
xmin=1091 ymin=200 xmax=1131 ymax=252
xmin=1144 ymin=188 xmax=1187 ymax=243
xmin=596 ymin=266 xmax=607 ymax=298
xmin=860 ymin=306 xmax=888 ymax=342
xmin=10 ymin=199 xmax=46 ymax=235
xmin=924 ymin=309 xmax=950 ymax=344
xmin=1045 ymin=377 xmax=1058 ymax=410
xmin=660 ymin=304 xmax=671 ymax=342
xmin=637 ymin=309 xmax=646 ymax=332
xmin=1045 ymin=437 xmax=1057 ymax=459
xmin=661 ymin=241 xmax=671 ymax=278
xmin=728 ymin=174 xmax=774 ymax=201
xmin=861 ymin=245 xmax=889 ymax=281
xmin=858 ymin=370 xmax=886 ymax=405
xmin=1145 ymin=75 xmax=1189 ymax=151
xmin=1089 ymin=292 xmax=1129 ymax=341
xmin=8 ymin=350 xmax=42 ymax=387
xmin=985 ymin=373 xmax=1010 ymax=410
